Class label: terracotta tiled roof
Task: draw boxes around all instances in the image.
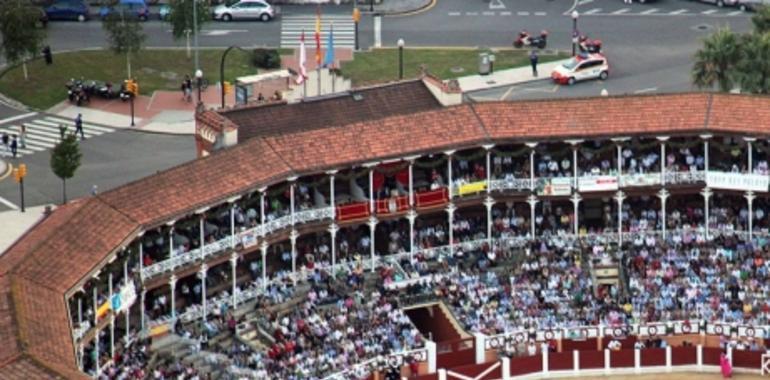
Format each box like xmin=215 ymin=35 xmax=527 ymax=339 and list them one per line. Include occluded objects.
xmin=3 ymin=92 xmax=770 ymax=377
xmin=221 ymin=80 xmax=443 ymax=142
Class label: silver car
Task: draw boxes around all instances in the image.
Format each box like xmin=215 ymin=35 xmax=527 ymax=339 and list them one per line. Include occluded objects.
xmin=213 ymin=0 xmax=276 ymax=22
xmin=735 ymin=0 xmax=770 ymax=10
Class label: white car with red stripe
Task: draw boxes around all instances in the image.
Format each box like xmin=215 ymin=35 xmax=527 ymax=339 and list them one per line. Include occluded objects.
xmin=551 ymin=53 xmax=609 ymax=86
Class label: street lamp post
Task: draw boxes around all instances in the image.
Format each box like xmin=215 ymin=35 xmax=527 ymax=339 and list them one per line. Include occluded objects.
xmin=220 ymin=46 xmax=246 ymax=108
xmin=571 ymin=10 xmax=579 ymax=56
xmin=195 ymin=69 xmax=203 ymax=106
xmin=397 ymin=38 xmax=405 ymax=80
xmin=12 ymin=164 xmax=26 ymax=213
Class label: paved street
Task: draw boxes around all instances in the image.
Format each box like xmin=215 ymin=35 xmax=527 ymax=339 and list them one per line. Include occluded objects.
xmin=0 ymin=114 xmax=117 ymax=158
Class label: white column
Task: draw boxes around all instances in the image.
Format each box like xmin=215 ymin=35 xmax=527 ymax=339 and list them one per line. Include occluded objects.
xmin=658 ymin=137 xmax=668 ymax=185
xmin=502 ymin=357 xmax=511 ymax=380
xmin=168 ymin=226 xmax=174 ymax=258
xmin=702 ymin=135 xmax=711 ymax=173
xmin=542 ymin=347 xmax=549 ymax=374
xmin=199 ymin=264 xmax=208 ymax=321
xmin=527 ymin=195 xmax=538 ymax=239
xmin=615 ymin=191 xmax=626 ymax=245
xmin=169 ymin=275 xmax=177 ymax=319
xmin=260 ymin=191 xmax=266 ymax=236
xmin=728 ymin=346 xmax=733 ymax=365
xmin=573 ymin=350 xmax=580 ymax=373
xmin=438 ymin=369 xmax=447 ymax=380
xmin=93 ymin=287 xmax=100 ymax=377
xmin=473 ymin=332 xmax=486 ymax=364
xmin=484 ymin=197 xmax=494 ymax=242
xmin=199 ymin=216 xmax=205 ymax=256
xmin=426 ymin=340 xmax=437 ymax=373
xmin=616 ymin=143 xmax=623 ymax=178
xmin=78 ymin=297 xmax=82 ymax=327
xmin=138 ymin=242 xmax=144 ymax=282
xmin=140 ymin=289 xmax=146 ymax=332
xmin=484 ymin=145 xmax=493 ymax=192
xmin=123 ymin=260 xmax=129 ymax=345
xmin=408 ymin=161 xmax=415 ymax=207
xmin=108 ymin=273 xmax=114 ymax=360
xmin=368 ymin=216 xmax=377 ymax=272
xmin=290 ymin=230 xmax=298 ymax=285
xmin=229 ymin=204 xmax=236 ymax=249
xmin=658 ymin=189 xmax=669 ymax=238
xmin=746 ymin=191 xmax=755 ymax=240
xmin=369 ymin=168 xmax=375 ymax=214
xmin=604 ymin=349 xmax=611 ymax=374
xmin=529 ymin=148 xmax=536 ymax=191
xmin=447 ymin=152 xmax=454 ymax=199
xmin=573 ymin=144 xmax=579 ymax=188
xmin=746 ymin=138 xmax=755 ymax=173
xmin=447 ymin=203 xmax=456 ymax=256
xmin=571 ymin=193 xmax=581 ymax=235
xmin=702 ymin=187 xmax=712 ymax=239
xmin=697 ymin=344 xmax=703 ymax=370
xmin=260 ymin=242 xmax=268 ymax=287
xmin=290 ymin=182 xmax=296 ymax=226
xmin=407 ymin=210 xmax=417 ymax=261
xmin=230 ymin=252 xmax=238 ymax=308
xmin=634 ymin=347 xmax=641 ymax=374
xmin=373 ymin=14 xmax=382 ymax=48
xmin=665 ymin=345 xmax=672 ymax=372
xmin=329 ymin=173 xmax=336 ymax=217
xmin=329 ymin=224 xmax=339 ymax=278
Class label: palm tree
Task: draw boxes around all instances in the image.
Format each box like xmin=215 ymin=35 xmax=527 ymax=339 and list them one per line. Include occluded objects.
xmin=733 ymin=33 xmax=770 ymax=94
xmin=692 ymin=27 xmax=741 ymax=92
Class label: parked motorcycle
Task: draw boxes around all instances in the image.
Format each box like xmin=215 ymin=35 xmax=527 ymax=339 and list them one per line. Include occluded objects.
xmin=96 ymin=81 xmax=132 ymax=101
xmin=65 ymin=78 xmax=89 ymax=106
xmin=513 ymin=30 xmax=548 ymax=49
xmin=578 ymin=35 xmax=602 ymax=54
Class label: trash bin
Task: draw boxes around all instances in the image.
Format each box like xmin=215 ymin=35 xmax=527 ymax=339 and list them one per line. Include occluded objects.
xmin=478 ymin=52 xmax=490 ymax=76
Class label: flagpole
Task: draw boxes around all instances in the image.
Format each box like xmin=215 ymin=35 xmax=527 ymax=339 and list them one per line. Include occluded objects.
xmin=330 ymin=23 xmax=335 ymax=93
xmin=316 ymin=5 xmax=322 ymax=97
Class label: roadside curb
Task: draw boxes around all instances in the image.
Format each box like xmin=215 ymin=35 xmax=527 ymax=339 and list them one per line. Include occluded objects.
xmin=0 ymin=160 xmax=12 ymax=182
xmin=384 ymin=0 xmax=437 ymax=17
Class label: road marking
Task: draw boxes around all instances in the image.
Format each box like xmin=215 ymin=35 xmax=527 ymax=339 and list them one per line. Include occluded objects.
xmin=578 ymin=0 xmax=594 ymax=4
xmin=489 ymin=0 xmax=506 ymax=10
xmin=0 ymin=195 xmax=18 ymax=211
xmin=448 ymin=11 xmax=461 ymax=16
xmin=584 ymin=8 xmax=602 ymax=14
xmin=517 ymin=11 xmax=530 ymax=15
xmin=640 ymin=8 xmax=659 ymax=14
xmin=483 ymin=11 xmax=495 ymax=15
xmin=701 ymin=9 xmax=718 ymax=14
xmin=0 ymin=112 xmax=36 ymax=126
xmin=669 ymin=9 xmax=689 ymax=14
xmin=727 ymin=10 xmax=743 ymax=15
xmin=466 ymin=11 xmax=479 ymax=15
xmin=534 ymin=11 xmax=547 ymax=16
xmin=201 ymin=29 xmax=248 ymax=36
xmin=499 ymin=86 xmax=517 ymax=101
xmin=500 ymin=11 xmax=512 ymax=15
xmin=634 ymin=87 xmax=658 ymax=94
xmin=611 ymin=8 xmax=630 ymax=14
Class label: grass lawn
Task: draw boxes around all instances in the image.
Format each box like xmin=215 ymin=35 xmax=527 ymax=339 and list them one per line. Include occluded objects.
xmin=0 ymin=48 xmax=290 ymax=110
xmin=341 ymin=48 xmax=568 ymax=86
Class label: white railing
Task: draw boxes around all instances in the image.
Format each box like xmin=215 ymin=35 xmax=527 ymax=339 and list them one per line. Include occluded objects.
xmin=322 ymin=346 xmax=431 ymax=380
xmin=665 ymin=170 xmax=706 ymax=185
xmin=140 ymin=207 xmax=334 ymax=281
xmin=72 ymin=321 xmax=91 ymax=341
xmin=489 ymin=178 xmax=535 ymax=192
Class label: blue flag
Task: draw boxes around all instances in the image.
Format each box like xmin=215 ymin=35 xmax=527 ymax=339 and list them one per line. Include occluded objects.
xmin=323 ymin=24 xmax=335 ymax=68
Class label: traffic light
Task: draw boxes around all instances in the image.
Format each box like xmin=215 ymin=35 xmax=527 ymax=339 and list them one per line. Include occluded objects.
xmin=352 ymin=8 xmax=360 ymax=23
xmin=125 ymin=79 xmax=139 ymax=96
xmin=13 ymin=164 xmax=26 ymax=183
xmin=223 ymin=81 xmax=233 ymax=95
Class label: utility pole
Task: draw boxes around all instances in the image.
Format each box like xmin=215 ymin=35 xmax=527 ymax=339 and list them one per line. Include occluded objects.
xmin=13 ymin=164 xmax=26 ymax=212
xmin=193 ymin=0 xmax=199 ymax=71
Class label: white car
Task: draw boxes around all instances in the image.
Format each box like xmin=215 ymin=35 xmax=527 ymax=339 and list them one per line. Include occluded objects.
xmin=551 ymin=53 xmax=609 ymax=86
xmin=213 ymin=0 xmax=276 ymax=21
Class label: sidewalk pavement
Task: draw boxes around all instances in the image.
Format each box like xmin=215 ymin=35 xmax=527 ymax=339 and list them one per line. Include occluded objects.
xmin=0 ymin=158 xmax=8 ymax=181
xmin=0 ymin=205 xmax=51 ymax=255
xmin=456 ymin=58 xmax=571 ymax=93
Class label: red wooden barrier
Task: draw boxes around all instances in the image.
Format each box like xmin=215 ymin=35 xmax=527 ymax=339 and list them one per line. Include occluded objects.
xmin=670 ymin=346 xmax=697 ymax=366
xmin=702 ymin=347 xmax=722 ymax=366
xmin=436 ymin=338 xmax=475 ymax=368
xmin=508 ymin=355 xmax=542 ymax=376
xmin=578 ymin=350 xmax=604 ymax=369
xmin=732 ymin=349 xmax=762 ymax=369
xmin=447 ymin=361 xmax=501 ymax=380
xmin=641 ymin=348 xmax=666 ymax=367
xmin=375 ymin=195 xmax=410 ymax=215
xmin=562 ymin=338 xmax=598 ymax=352
xmin=336 ymin=202 xmax=370 ymax=222
xmin=415 ymin=188 xmax=448 ymax=209
xmin=610 ymin=349 xmax=634 ymax=368
xmin=548 ymin=350 xmax=574 ymax=371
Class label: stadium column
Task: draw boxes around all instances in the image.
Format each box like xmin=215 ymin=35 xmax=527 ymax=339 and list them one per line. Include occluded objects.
xmin=407 ymin=158 xmax=415 ymax=208
xmin=109 ymin=272 xmax=115 ymax=360
xmin=123 ymin=260 xmax=130 ymax=346
xmin=658 ymin=189 xmax=669 ymax=239
xmin=526 ymin=142 xmax=538 ymax=191
xmin=701 ymin=134 xmax=712 ymax=173
xmin=138 ymin=239 xmax=144 ymax=282
xmin=290 ymin=230 xmax=299 ymax=285
xmin=745 ymin=191 xmax=755 ymax=241
xmin=447 ymin=203 xmax=456 ymax=256
xmin=369 ymin=166 xmax=376 ymax=215
xmin=657 ymin=136 xmax=669 ymax=186
xmin=565 ymin=139 xmax=582 ymax=190
xmin=484 ymin=196 xmax=494 ymax=243
xmin=260 ymin=242 xmax=269 ymax=288
xmin=259 ymin=188 xmax=266 ymax=238
xmin=169 ymin=274 xmax=178 ymax=319
xmin=229 ymin=202 xmax=236 ymax=250
xmin=368 ymin=216 xmax=378 ymax=272
xmin=615 ymin=191 xmax=626 ymax=246
xmin=746 ymin=137 xmax=755 ymax=175
xmin=93 ymin=287 xmax=100 ymax=377
xmin=329 ymin=223 xmax=339 ymax=278
xmin=446 ymin=150 xmax=455 ymax=199
xmin=571 ymin=193 xmax=581 ymax=235
xmin=701 ymin=187 xmax=712 ymax=239
xmin=612 ymin=139 xmax=624 ymax=180
xmin=483 ymin=144 xmax=494 ymax=191
xmin=290 ymin=180 xmax=296 ymax=226
xmin=168 ymin=223 xmax=175 ymax=258
xmin=328 ymin=171 xmax=337 ymax=219
xmin=407 ymin=210 xmax=417 ymax=261
xmin=140 ymin=289 xmax=146 ymax=332
xmin=199 ymin=264 xmax=209 ymax=321
xmin=230 ymin=252 xmax=239 ymax=308
xmin=527 ymin=194 xmax=538 ymax=239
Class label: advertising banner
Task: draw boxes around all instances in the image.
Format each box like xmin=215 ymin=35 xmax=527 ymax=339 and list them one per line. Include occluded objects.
xmin=539 ymin=177 xmax=572 ymax=196
xmin=458 ymin=181 xmax=487 ymax=196
xmin=578 ymin=175 xmax=619 ymax=192
xmin=240 ymin=230 xmax=258 ymax=249
xmin=621 ymin=173 xmax=661 ymax=187
xmin=706 ymin=172 xmax=769 ymax=192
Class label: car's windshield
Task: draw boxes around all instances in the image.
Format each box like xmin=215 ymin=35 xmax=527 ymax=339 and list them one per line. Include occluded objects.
xmin=562 ymin=58 xmax=579 ymax=70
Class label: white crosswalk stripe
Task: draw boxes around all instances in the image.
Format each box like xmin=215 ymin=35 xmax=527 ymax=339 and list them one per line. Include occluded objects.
xmin=0 ymin=115 xmax=115 ymax=158
xmin=640 ymin=8 xmax=659 ymax=14
xmin=584 ymin=8 xmax=602 ymax=14
xmin=280 ymin=15 xmax=355 ymax=49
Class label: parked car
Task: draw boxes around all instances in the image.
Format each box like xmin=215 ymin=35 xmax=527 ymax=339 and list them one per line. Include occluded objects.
xmin=551 ymin=53 xmax=609 ymax=86
xmin=690 ymin=0 xmax=738 ymax=7
xmin=735 ymin=0 xmax=770 ymax=10
xmin=45 ymin=0 xmax=89 ymax=22
xmin=213 ymin=0 xmax=277 ymax=22
xmin=159 ymin=3 xmax=170 ymax=20
xmin=99 ymin=0 xmax=150 ymax=21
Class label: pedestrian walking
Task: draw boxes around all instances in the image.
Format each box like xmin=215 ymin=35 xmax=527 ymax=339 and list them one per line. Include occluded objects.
xmin=19 ymin=124 xmax=26 ymax=148
xmin=42 ymin=46 xmax=53 ymax=65
xmin=530 ymin=50 xmax=539 ymax=77
xmin=10 ymin=136 xmax=17 ymax=158
xmin=182 ymin=75 xmax=192 ymax=102
xmin=75 ymin=113 xmax=84 ymax=140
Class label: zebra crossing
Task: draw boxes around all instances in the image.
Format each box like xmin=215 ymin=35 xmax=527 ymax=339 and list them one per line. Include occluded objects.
xmin=280 ymin=15 xmax=355 ymax=49
xmin=0 ymin=115 xmax=115 ymax=158
xmin=574 ymin=6 xmax=748 ymax=16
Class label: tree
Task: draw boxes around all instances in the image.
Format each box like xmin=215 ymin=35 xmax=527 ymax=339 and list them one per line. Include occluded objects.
xmin=692 ymin=27 xmax=741 ymax=92
xmin=102 ymin=10 xmax=146 ymax=78
xmin=0 ymin=0 xmax=47 ymax=80
xmin=50 ymin=132 xmax=82 ymax=204
xmin=167 ymin=0 xmax=210 ymax=57
xmin=752 ymin=5 xmax=770 ymax=35
xmin=733 ymin=33 xmax=770 ymax=94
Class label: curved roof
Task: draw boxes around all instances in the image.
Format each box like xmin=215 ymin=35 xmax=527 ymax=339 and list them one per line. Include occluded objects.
xmin=2 ymin=92 xmax=770 ymax=376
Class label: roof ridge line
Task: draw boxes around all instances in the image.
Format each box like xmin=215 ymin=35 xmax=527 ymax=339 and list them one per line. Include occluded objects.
xmin=704 ymin=92 xmax=714 ymax=130
xmin=467 ymin=103 xmax=492 ymax=143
